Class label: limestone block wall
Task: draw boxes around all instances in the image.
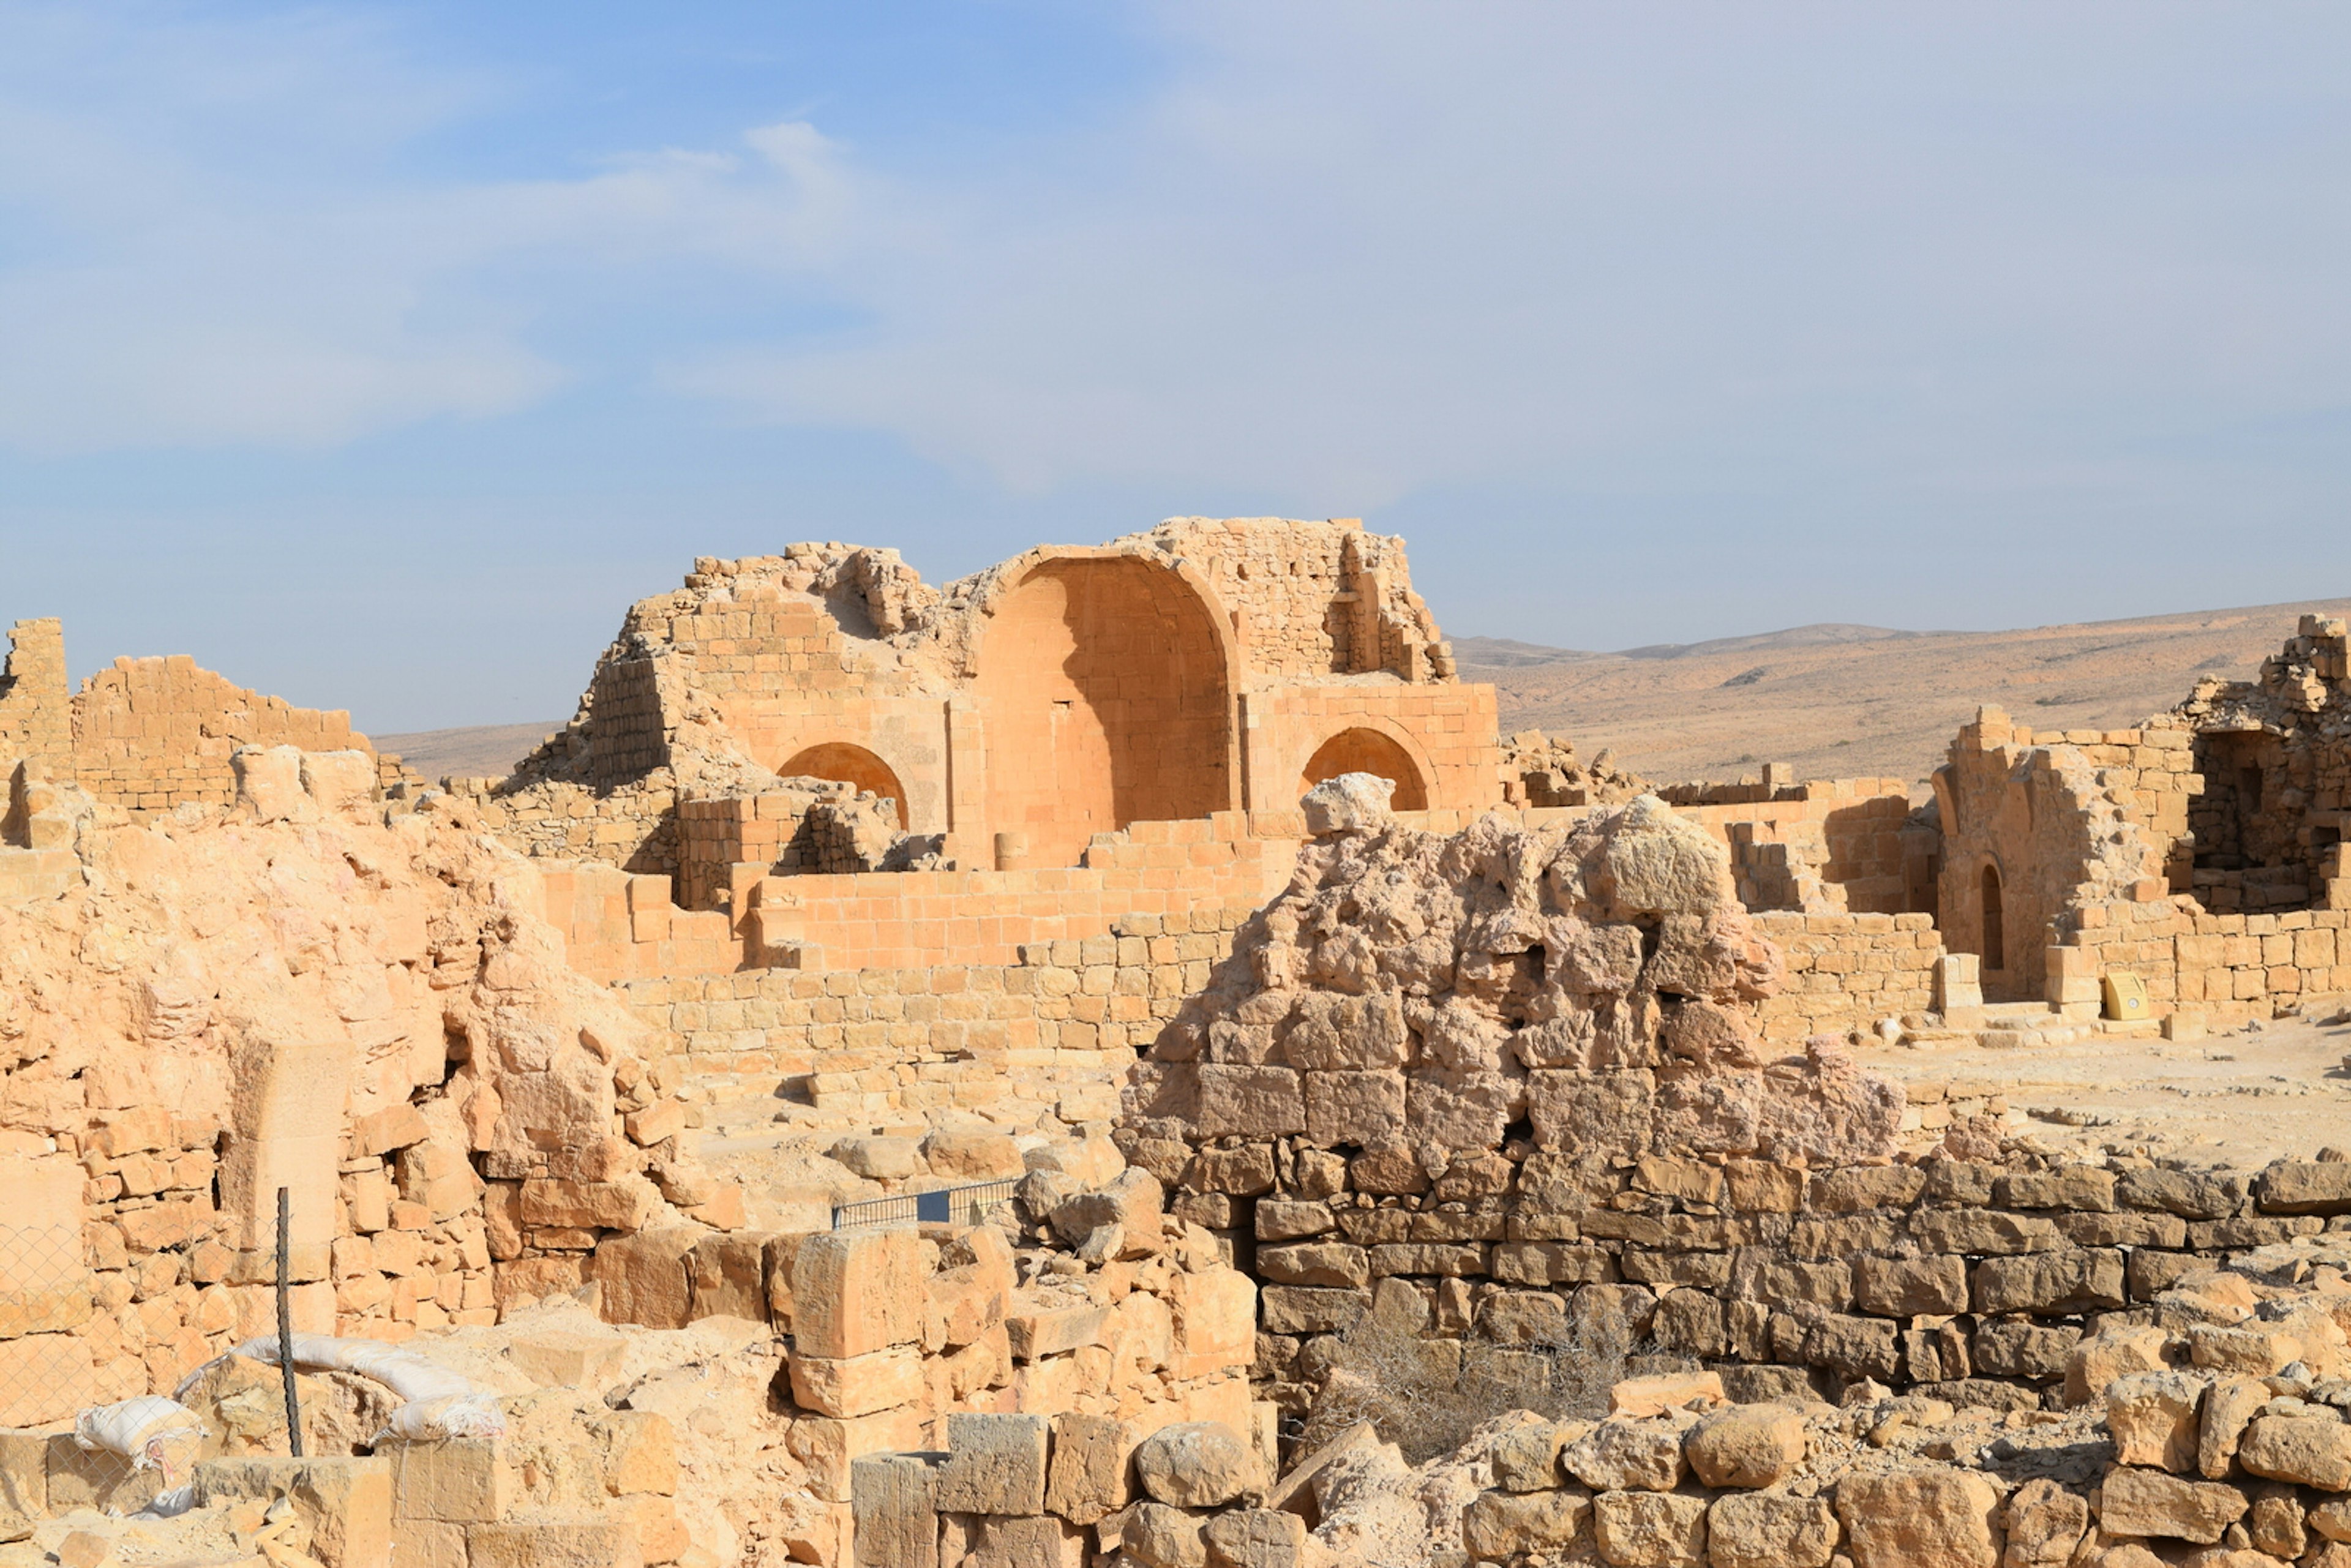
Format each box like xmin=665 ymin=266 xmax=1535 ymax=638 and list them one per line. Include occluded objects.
xmin=1749 ymin=912 xmax=1942 ymax=1041
xmin=569 ymin=1171 xmax=1261 ymax=1567
xmin=70 ymin=655 xmax=371 ymax=811
xmin=617 ymin=909 xmax=1251 ymax=1127
xmin=675 ymin=781 xmax=887 ymax=910
xmin=2175 ymin=615 xmax=2351 ymax=914
xmin=1240 ymin=683 xmax=1502 ymax=821
xmin=1149 ymin=1134 xmax=2351 ymax=1424
xmin=0 ymin=618 xmax=70 ymax=782
xmin=1936 ymin=711 xmax=2195 ymax=1002
xmin=1670 ymin=779 xmax=1921 ymax=915
xmin=446 ymin=771 xmax=678 ymax=876
xmin=744 ymin=818 xmax=1294 ymax=974
xmin=1136 ymin=516 xmax=1452 ymax=684
xmin=536 ymin=864 xmax=740 ymax=985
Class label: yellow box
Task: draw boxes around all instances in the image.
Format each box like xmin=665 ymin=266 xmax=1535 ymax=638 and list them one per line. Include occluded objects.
xmin=2102 ymin=972 xmax=2150 ymax=1021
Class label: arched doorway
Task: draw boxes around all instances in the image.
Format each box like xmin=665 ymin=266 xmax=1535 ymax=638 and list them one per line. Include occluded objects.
xmin=1980 ymin=863 xmax=2004 ymax=975
xmin=973 ymin=557 xmax=1234 ymax=866
xmin=1299 ymin=727 xmax=1430 ymax=811
xmin=780 ymin=742 xmax=909 ymax=828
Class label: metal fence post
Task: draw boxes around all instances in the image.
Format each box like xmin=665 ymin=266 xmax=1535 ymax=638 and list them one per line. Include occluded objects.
xmin=277 ymin=1185 xmax=302 ymax=1458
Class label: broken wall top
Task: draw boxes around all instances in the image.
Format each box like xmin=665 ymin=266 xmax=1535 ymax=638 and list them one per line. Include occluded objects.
xmin=517 ymin=518 xmax=1460 ymax=795
xmin=1125 ymin=780 xmax=1904 ymax=1173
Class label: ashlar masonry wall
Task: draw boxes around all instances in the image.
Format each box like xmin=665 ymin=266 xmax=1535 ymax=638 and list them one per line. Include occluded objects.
xmin=616 ymin=907 xmax=1252 ymax=1128
xmin=70 ymin=655 xmax=370 ymax=811
xmin=0 ymin=618 xmax=70 ymax=782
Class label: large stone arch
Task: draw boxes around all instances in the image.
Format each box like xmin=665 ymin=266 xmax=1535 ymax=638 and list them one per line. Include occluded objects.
xmin=970 ymin=552 xmax=1239 ymax=866
xmin=781 ymin=741 xmax=911 ymax=830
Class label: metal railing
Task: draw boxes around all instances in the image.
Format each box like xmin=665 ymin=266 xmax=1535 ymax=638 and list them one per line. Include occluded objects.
xmin=831 ymin=1177 xmax=1021 ymax=1231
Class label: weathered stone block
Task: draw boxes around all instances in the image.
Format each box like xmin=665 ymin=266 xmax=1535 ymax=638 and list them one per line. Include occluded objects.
xmin=850 ymin=1454 xmax=937 ymax=1568
xmin=1852 ymin=1253 xmax=1968 ymax=1316
xmin=1590 ymin=1487 xmax=1707 ymax=1566
xmin=1043 ymin=1413 xmax=1134 ymax=1524
xmin=793 ymin=1229 xmax=923 ymax=1359
xmin=788 ymin=1345 xmax=924 ymax=1419
xmin=1834 ymin=1467 xmax=1998 ymax=1568
xmin=2096 ymin=1466 xmax=2248 ymax=1545
xmin=390 ymin=1440 xmax=514 ymax=1524
xmin=1708 ymin=1493 xmax=1835 ymax=1568
xmin=932 ymin=1412 xmax=1048 ymax=1515
xmin=1970 ymin=1248 xmax=2123 ymax=1315
xmin=1462 ymin=1487 xmax=1593 ymax=1559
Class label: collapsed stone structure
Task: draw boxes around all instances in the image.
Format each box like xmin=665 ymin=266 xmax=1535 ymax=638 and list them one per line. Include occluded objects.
xmin=454 ymin=518 xmax=1491 ymax=884
xmin=20 ymin=533 xmax=2351 ymax=1567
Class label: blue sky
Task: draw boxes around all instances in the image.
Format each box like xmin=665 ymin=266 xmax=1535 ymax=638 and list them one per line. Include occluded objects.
xmin=1 ymin=2 xmax=2347 ymax=732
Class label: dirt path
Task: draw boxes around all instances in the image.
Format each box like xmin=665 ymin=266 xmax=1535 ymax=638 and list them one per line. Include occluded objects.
xmin=1864 ymin=1008 xmax=2351 ymax=1171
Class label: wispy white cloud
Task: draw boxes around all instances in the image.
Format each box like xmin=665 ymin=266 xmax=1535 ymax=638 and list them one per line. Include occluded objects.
xmin=0 ymin=0 xmax=2345 ymax=526
xmin=686 ymin=2 xmax=2351 ymax=505
xmin=0 ymin=5 xmax=854 ymax=451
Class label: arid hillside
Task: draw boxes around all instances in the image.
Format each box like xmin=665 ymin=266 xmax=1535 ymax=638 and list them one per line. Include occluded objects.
xmin=1466 ymin=595 xmax=2351 ymax=785
xmin=374 ymin=719 xmax=563 ymax=780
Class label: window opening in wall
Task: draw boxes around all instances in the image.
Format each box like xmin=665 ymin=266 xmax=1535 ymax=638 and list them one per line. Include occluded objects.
xmin=1981 ymin=864 xmax=2004 ymax=973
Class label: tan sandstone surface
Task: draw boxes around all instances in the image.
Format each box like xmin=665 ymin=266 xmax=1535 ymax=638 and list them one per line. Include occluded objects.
xmin=24 ymin=528 xmax=2351 ymax=1568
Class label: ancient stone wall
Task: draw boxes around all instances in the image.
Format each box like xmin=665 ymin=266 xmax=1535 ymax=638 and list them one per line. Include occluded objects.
xmin=1748 ymin=912 xmax=1941 ymax=1041
xmin=2177 ymin=615 xmax=2351 ymax=916
xmin=69 ymin=654 xmax=373 ymax=812
xmin=0 ymin=618 xmax=70 ymax=784
xmin=0 ymin=754 xmax=722 ymax=1427
xmin=1935 ymin=710 xmax=2194 ymax=1002
xmin=617 ymin=907 xmax=1253 ymax=1131
xmin=1130 ymin=516 xmax=1453 ymax=684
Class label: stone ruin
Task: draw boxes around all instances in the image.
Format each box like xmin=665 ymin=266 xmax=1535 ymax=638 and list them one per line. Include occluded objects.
xmin=12 ymin=531 xmax=2351 ymax=1567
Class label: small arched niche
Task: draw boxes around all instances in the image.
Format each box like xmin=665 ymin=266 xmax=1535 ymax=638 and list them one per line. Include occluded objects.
xmin=781 ymin=741 xmax=909 ymax=829
xmin=1299 ymin=727 xmax=1430 ymax=811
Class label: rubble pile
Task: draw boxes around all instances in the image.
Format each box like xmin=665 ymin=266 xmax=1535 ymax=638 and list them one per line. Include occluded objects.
xmin=1498 ymin=730 xmax=1651 ymax=809
xmin=0 ymin=746 xmax=738 ymax=1424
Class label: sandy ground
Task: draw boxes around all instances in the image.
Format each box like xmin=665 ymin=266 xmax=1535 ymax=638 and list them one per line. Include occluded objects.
xmin=1469 ymin=596 xmax=2351 ymax=785
xmin=1864 ymin=1006 xmax=2351 ymax=1173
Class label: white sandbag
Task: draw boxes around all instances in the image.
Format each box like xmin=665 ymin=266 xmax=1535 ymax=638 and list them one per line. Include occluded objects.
xmin=139 ymin=1483 xmax=197 ymax=1518
xmin=74 ymin=1395 xmax=205 ymax=1478
xmin=175 ymin=1332 xmax=507 ymax=1443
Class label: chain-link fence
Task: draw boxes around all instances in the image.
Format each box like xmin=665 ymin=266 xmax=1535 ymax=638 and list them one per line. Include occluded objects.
xmin=0 ymin=1176 xmax=170 ymax=1512
xmin=0 ymin=1178 xmax=301 ymax=1520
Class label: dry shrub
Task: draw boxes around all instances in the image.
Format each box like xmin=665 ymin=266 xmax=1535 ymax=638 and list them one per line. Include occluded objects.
xmin=1297 ymin=1307 xmax=1641 ymax=1465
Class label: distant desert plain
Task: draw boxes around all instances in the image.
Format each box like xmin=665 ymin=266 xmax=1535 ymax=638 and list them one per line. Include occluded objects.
xmin=377 ymin=596 xmax=2351 ymax=790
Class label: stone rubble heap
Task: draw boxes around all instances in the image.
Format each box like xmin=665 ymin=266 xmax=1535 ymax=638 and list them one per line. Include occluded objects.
xmin=1498 ymin=731 xmax=1651 ymax=810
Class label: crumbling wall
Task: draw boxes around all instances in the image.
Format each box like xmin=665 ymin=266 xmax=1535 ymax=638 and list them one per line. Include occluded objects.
xmin=1499 ymin=730 xmax=1648 ymax=809
xmin=1933 ymin=709 xmax=2191 ymax=1002
xmin=0 ymin=749 xmax=735 ymax=1426
xmin=837 ymin=1241 xmax=2351 ymax=1568
xmin=2177 ymin=614 xmax=2351 ymax=915
xmin=1123 ymin=516 xmax=1453 ymax=685
xmin=616 ymin=906 xmax=1260 ymax=1130
xmin=68 ymin=655 xmax=373 ymax=812
xmin=1667 ymin=777 xmax=1922 ymax=916
xmin=0 ymin=618 xmax=71 ymax=785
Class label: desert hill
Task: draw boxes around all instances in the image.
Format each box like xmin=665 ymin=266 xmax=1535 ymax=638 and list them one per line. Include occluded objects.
xmin=1468 ymin=596 xmax=2351 ymax=785
xmin=372 ymin=720 xmax=564 ymax=781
